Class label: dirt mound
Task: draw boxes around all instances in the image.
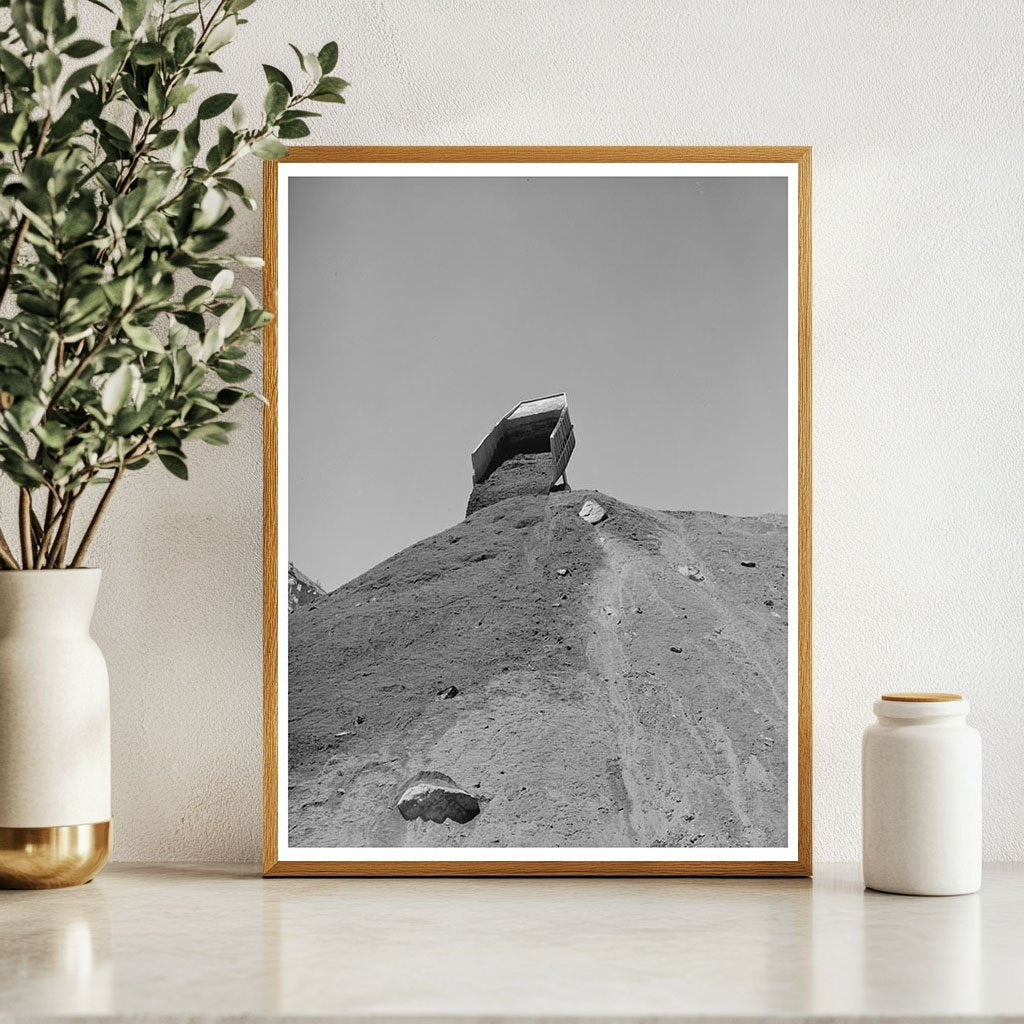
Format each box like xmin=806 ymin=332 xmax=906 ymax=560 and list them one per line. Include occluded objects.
xmin=288 ymin=488 xmax=788 ymax=849
xmin=466 ymin=451 xmax=557 ymax=516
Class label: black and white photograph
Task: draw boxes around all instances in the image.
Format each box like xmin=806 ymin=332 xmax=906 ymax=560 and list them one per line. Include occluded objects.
xmin=268 ymin=153 xmax=810 ymax=873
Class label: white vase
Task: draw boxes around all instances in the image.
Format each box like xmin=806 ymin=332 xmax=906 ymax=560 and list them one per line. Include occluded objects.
xmin=0 ymin=569 xmax=111 ymax=888
xmin=862 ymin=692 xmax=981 ymax=896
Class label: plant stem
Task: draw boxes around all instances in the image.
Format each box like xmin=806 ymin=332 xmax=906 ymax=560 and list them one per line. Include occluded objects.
xmin=42 ymin=489 xmax=56 ymax=533
xmin=18 ymin=489 xmax=34 ymax=569
xmin=45 ymin=491 xmax=78 ymax=569
xmin=70 ymin=466 xmax=124 ymax=568
xmin=29 ymin=506 xmax=43 ymax=545
xmin=35 ymin=488 xmax=64 ymax=566
xmin=0 ymin=526 xmax=19 ymax=570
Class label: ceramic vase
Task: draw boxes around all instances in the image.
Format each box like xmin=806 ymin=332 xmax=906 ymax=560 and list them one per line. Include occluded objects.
xmin=0 ymin=569 xmax=110 ymax=888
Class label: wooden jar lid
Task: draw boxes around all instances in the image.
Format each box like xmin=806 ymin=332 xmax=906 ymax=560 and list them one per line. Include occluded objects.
xmin=881 ymin=692 xmax=962 ymax=702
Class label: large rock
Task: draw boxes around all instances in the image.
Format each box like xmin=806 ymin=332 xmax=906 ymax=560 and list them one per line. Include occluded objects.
xmin=288 ymin=562 xmax=324 ymax=612
xmin=578 ymin=499 xmax=607 ymax=524
xmin=397 ymin=771 xmax=480 ymax=824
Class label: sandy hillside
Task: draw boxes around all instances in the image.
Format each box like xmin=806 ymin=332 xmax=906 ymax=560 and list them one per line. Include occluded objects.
xmin=288 ymin=484 xmax=788 ymax=849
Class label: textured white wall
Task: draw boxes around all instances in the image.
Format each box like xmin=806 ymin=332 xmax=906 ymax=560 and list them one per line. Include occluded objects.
xmin=89 ymin=1 xmax=1024 ymax=862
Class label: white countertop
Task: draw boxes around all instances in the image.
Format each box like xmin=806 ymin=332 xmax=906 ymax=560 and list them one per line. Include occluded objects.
xmin=2 ymin=862 xmax=1021 ymax=1021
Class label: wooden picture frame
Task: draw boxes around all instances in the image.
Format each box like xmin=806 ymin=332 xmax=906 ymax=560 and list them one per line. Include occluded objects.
xmin=263 ymin=147 xmax=812 ymax=877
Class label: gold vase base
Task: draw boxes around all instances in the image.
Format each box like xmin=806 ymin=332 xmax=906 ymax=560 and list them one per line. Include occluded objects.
xmin=0 ymin=821 xmax=110 ymax=889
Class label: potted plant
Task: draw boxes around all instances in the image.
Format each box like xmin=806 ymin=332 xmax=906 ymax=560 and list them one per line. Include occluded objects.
xmin=0 ymin=0 xmax=343 ymax=887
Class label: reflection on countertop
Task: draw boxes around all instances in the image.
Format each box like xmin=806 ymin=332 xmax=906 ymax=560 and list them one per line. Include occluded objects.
xmin=2 ymin=862 xmax=1021 ymax=1020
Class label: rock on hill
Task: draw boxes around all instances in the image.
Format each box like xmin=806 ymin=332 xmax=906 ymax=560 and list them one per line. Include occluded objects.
xmin=288 ymin=563 xmax=324 ymax=613
xmin=288 ymin=490 xmax=788 ymax=849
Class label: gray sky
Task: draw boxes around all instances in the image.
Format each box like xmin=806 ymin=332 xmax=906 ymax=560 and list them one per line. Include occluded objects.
xmin=288 ymin=175 xmax=788 ymax=590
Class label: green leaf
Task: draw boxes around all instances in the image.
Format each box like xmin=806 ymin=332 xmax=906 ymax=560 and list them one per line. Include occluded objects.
xmin=98 ymin=118 xmax=132 ymax=149
xmin=264 ymin=81 xmax=289 ymax=117
xmin=317 ymin=41 xmax=339 ymax=75
xmin=0 ymin=421 xmax=30 ymax=455
xmin=310 ymin=88 xmax=346 ymax=104
xmin=96 ymin=43 xmax=128 ymax=81
xmin=299 ymin=50 xmax=321 ymax=80
xmin=149 ymin=128 xmax=177 ymax=150
xmin=154 ymin=429 xmax=182 ymax=453
xmin=188 ymin=395 xmax=222 ymax=415
xmin=147 ymin=74 xmax=166 ymax=117
xmin=61 ymin=202 xmax=96 ymax=240
xmin=184 ymin=286 xmax=211 ymax=309
xmin=113 ymin=187 xmax=148 ymax=228
xmin=1 ymin=366 xmax=38 ymax=399
xmin=10 ymin=2 xmax=44 ymax=52
xmin=158 ymin=452 xmax=188 ymax=479
xmin=0 ymin=346 xmax=29 ymax=370
xmin=251 ymin=137 xmax=287 ymax=160
xmin=112 ymin=404 xmax=151 ymax=435
xmin=168 ymin=117 xmax=200 ymax=170
xmin=278 ymin=120 xmax=310 ymax=139
xmin=132 ymin=42 xmax=168 ymax=66
xmin=198 ymin=91 xmax=236 ymax=119
xmin=203 ymin=16 xmax=236 ymax=53
xmin=189 ymin=422 xmax=230 ymax=445
xmin=102 ymin=276 xmax=135 ymax=309
xmin=38 ymin=51 xmax=62 ymax=86
xmin=123 ymin=321 xmax=164 ymax=353
xmin=1 ymin=455 xmax=46 ymax=487
xmin=180 ymin=364 xmax=205 ymax=392
xmin=262 ymin=64 xmax=292 ymax=95
xmin=42 ymin=0 xmax=68 ymax=33
xmin=156 ymin=359 xmax=173 ymax=392
xmin=215 ymin=388 xmax=247 ymax=408
xmin=176 ymin=311 xmax=206 ymax=333
xmin=63 ymin=38 xmax=104 ymax=58
xmin=55 ymin=10 xmax=79 ymax=39
xmin=215 ymin=362 xmax=251 ymax=383
xmin=34 ymin=421 xmax=70 ymax=449
xmin=121 ymin=0 xmax=154 ymax=33
xmin=319 ymin=76 xmax=349 ymax=93
xmin=166 ymin=82 xmax=199 ymax=107
xmin=63 ymin=288 xmax=108 ymax=327
xmin=173 ymin=26 xmax=196 ymax=65
xmin=210 ymin=269 xmax=233 ymax=294
xmin=195 ymin=186 xmax=227 ymax=229
xmin=218 ymin=296 xmax=246 ymax=339
xmin=101 ymin=364 xmax=133 ymax=414
xmin=197 ymin=327 xmax=220 ymax=362
xmin=9 ymin=399 xmax=45 ymax=432
xmin=0 ymin=49 xmax=33 ymax=86
xmin=18 ymin=292 xmax=58 ymax=317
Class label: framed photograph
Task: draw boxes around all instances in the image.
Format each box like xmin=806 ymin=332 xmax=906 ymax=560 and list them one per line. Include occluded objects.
xmin=263 ymin=147 xmax=811 ymax=876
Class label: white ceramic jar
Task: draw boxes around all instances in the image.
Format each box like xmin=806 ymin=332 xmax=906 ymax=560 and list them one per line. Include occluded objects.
xmin=862 ymin=692 xmax=981 ymax=896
